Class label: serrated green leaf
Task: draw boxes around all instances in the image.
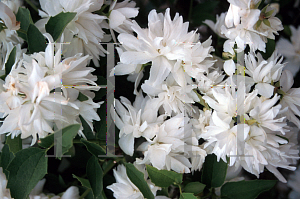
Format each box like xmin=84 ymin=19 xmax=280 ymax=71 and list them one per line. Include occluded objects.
xmin=7 ymin=147 xmax=48 ymax=199
xmin=221 ymin=180 xmax=277 ymax=199
xmin=126 ymin=163 xmax=155 ymax=199
xmin=73 ymin=174 xmax=91 ymax=188
xmin=27 ymin=24 xmax=47 ymax=53
xmin=38 ymin=124 xmax=81 ymax=159
xmin=16 ymin=7 xmax=33 ymax=40
xmin=6 ymin=134 xmax=22 ymax=154
xmin=5 ymin=46 xmax=16 ymax=77
xmin=180 ymin=193 xmax=197 ymax=199
xmin=0 ymin=144 xmax=14 ymax=178
xmin=146 ymin=165 xmax=183 ymax=187
xmin=183 ymin=182 xmax=206 ymax=195
xmin=45 ymin=12 xmax=76 ymax=41
xmin=87 ymin=156 xmax=103 ymax=199
xmin=201 ymin=154 xmax=228 ymax=188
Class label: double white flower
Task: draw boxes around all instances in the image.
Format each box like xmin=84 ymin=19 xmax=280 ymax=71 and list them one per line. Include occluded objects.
xmin=0 ymin=35 xmax=102 ymax=144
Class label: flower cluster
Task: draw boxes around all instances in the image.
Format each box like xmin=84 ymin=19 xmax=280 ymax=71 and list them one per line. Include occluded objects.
xmin=111 ymin=0 xmax=300 ymax=187
xmin=0 ymin=34 xmax=102 ymax=144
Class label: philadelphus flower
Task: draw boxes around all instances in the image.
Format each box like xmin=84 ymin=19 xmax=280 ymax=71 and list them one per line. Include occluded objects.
xmin=137 ymin=113 xmax=207 ymax=173
xmin=36 ymin=0 xmax=107 ymax=66
xmin=244 ymin=51 xmax=285 ymax=98
xmin=29 ymin=179 xmax=80 ymax=199
xmin=216 ymin=0 xmax=283 ymax=53
xmin=0 ymin=35 xmax=102 ymax=144
xmin=114 ymin=8 xmax=214 ymax=89
xmin=1 ymin=0 xmax=23 ymax=14
xmin=112 ymin=93 xmax=162 ymax=156
xmin=276 ymin=25 xmax=300 ymax=75
xmin=198 ymin=80 xmax=297 ymax=182
xmin=108 ymin=0 xmax=139 ymax=34
xmin=107 ymin=163 xmax=169 ymax=199
xmin=279 ymin=70 xmax=300 ymax=128
xmin=0 ymin=1 xmax=23 ymax=66
xmin=0 ymin=1 xmax=20 ymax=31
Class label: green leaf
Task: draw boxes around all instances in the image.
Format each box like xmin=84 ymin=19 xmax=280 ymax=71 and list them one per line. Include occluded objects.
xmin=27 ymin=24 xmax=47 ymax=53
xmin=146 ymin=165 xmax=183 ymax=187
xmin=45 ymin=12 xmax=76 ymax=41
xmin=95 ymin=101 xmax=107 ymax=141
xmin=221 ymin=180 xmax=277 ymax=199
xmin=283 ymin=25 xmax=292 ymax=37
xmin=0 ymin=144 xmax=15 ymax=178
xmin=5 ymin=46 xmax=16 ymax=76
xmin=261 ymin=38 xmax=275 ymax=60
xmin=38 ymin=124 xmax=81 ymax=159
xmin=87 ymin=156 xmax=103 ymax=199
xmin=180 ymin=193 xmax=198 ymax=199
xmin=7 ymin=147 xmax=48 ymax=199
xmin=126 ymin=163 xmax=155 ymax=199
xmin=73 ymin=174 xmax=91 ymax=188
xmin=79 ymin=115 xmax=96 ymax=139
xmin=78 ymin=92 xmax=89 ymax=102
xmin=81 ymin=139 xmax=107 ymax=158
xmin=6 ymin=134 xmax=22 ymax=154
xmin=184 ymin=182 xmax=206 ymax=195
xmin=201 ymin=154 xmax=228 ymax=188
xmin=16 ymin=7 xmax=33 ymax=40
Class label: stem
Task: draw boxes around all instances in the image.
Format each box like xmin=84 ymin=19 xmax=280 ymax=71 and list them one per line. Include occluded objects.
xmin=188 ymin=0 xmax=193 ymax=21
xmin=24 ymin=0 xmax=39 ymax=12
xmin=79 ymin=188 xmax=91 ymax=199
xmin=178 ymin=185 xmax=182 ymax=194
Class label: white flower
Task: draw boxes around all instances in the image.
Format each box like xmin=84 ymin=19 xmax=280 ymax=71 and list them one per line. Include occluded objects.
xmin=112 ymin=94 xmax=161 ymax=156
xmin=107 ymin=163 xmax=163 ymax=199
xmin=279 ymin=70 xmax=300 ymax=128
xmin=0 ymin=1 xmax=20 ymax=30
xmin=221 ymin=0 xmax=283 ymax=53
xmin=37 ymin=0 xmax=107 ymax=66
xmin=204 ymin=13 xmax=227 ymax=39
xmin=136 ymin=114 xmax=206 ymax=173
xmin=115 ymin=8 xmax=214 ymax=88
xmin=142 ymin=75 xmax=199 ymax=116
xmin=29 ymin=179 xmax=80 ymax=199
xmin=1 ymin=0 xmax=23 ymax=14
xmin=276 ymin=25 xmax=300 ymax=75
xmin=108 ymin=0 xmax=139 ymax=34
xmin=244 ymin=51 xmax=284 ymax=98
xmin=0 ymin=37 xmax=101 ymax=144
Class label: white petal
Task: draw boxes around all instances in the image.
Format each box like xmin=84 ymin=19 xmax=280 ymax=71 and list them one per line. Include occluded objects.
xmin=224 ymin=59 xmax=236 ymax=76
